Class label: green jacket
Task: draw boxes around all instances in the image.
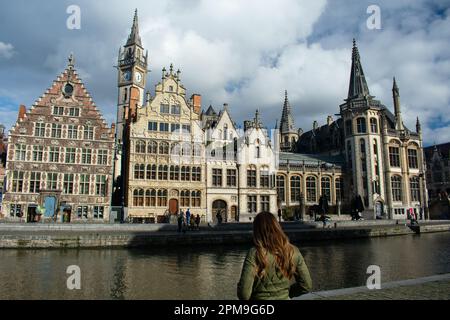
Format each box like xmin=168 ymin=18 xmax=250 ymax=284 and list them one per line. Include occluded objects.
xmin=237 ymin=246 xmax=312 ymax=300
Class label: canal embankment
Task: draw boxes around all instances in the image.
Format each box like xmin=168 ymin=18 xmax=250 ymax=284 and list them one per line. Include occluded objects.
xmin=0 ymin=220 xmax=449 ymax=249
xmin=296 ymin=273 xmax=450 ymax=300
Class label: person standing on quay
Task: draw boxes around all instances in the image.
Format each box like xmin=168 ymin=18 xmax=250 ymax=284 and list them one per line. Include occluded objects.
xmin=177 ymin=211 xmax=184 ymax=233
xmin=186 ymin=208 xmax=191 ymax=227
xmin=237 ymin=212 xmax=312 ymax=300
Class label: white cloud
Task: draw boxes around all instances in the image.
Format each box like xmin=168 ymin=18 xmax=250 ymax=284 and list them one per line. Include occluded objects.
xmin=0 ymin=42 xmax=14 ymax=59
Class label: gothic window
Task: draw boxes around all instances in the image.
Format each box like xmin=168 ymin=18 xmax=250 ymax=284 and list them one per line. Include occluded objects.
xmin=356 ymin=117 xmax=367 ymax=133
xmin=181 ymin=190 xmax=190 ymax=207
xmin=157 ymin=190 xmax=168 ymax=207
xmin=408 ymin=149 xmax=419 ymax=169
xmin=391 ymin=175 xmax=402 ymax=202
xmin=133 ymin=189 xmax=144 ymax=207
xmin=134 ymin=164 xmax=145 ymax=180
xmin=170 ymin=165 xmax=180 ymax=181
xmin=192 ymin=167 xmax=201 ymax=182
xmin=192 ymin=191 xmax=201 ymax=208
xmin=185 ymin=166 xmax=191 ymax=181
xmin=147 ymin=141 xmax=158 ymax=154
xmin=370 ymin=118 xmax=378 ymax=133
xmin=135 ymin=141 xmax=146 ymax=154
xmin=148 ymin=190 xmax=157 ymax=207
xmin=256 ymin=146 xmax=261 ymax=158
xmin=410 ymin=176 xmax=420 ymax=202
xmin=306 ymin=176 xmax=317 ymax=202
xmin=389 ymin=147 xmax=401 ymax=167
xmin=158 ymin=165 xmax=168 ymax=180
xmin=277 ymin=175 xmax=286 ymax=203
xmin=147 ymin=165 xmax=157 ymax=180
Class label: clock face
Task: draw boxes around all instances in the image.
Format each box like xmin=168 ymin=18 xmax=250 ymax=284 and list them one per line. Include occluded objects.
xmin=122 ymin=71 xmax=131 ymax=82
xmin=135 ymin=72 xmax=142 ymax=83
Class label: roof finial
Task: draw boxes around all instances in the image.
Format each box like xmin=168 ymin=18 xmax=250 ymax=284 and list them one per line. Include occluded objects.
xmin=68 ymin=53 xmax=74 ymax=68
xmin=170 ymin=63 xmax=174 ymax=75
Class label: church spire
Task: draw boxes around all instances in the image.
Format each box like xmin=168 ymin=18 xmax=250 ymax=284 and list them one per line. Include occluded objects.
xmin=280 ymin=90 xmax=296 ymax=134
xmin=348 ymin=39 xmax=370 ymax=100
xmin=126 ymin=9 xmax=142 ymax=47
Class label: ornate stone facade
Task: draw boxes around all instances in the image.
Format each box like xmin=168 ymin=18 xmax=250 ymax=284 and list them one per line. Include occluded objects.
xmin=2 ymin=57 xmax=115 ymax=222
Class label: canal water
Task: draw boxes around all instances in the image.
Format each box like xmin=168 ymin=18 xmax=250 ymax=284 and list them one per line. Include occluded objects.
xmin=1 ymin=232 xmax=450 ymax=300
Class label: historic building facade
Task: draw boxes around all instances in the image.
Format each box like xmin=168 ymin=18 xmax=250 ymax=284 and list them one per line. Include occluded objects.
xmin=424 ymin=143 xmax=450 ymax=200
xmin=282 ymin=40 xmax=427 ymax=220
xmin=2 ymin=56 xmax=115 ymax=222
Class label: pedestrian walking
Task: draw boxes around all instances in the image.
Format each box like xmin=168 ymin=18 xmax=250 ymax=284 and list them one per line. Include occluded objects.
xmin=237 ymin=212 xmax=312 ymax=300
xmin=186 ymin=208 xmax=191 ymax=226
xmin=190 ymin=214 xmax=195 ymax=231
xmin=195 ymin=214 xmax=201 ymax=230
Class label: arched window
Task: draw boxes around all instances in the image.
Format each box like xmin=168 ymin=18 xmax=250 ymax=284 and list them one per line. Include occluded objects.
xmin=147 ymin=165 xmax=157 ymax=180
xmin=148 ymin=141 xmax=158 ymax=154
xmin=277 ymin=175 xmax=286 ymax=203
xmin=306 ymin=177 xmax=317 ymax=202
xmin=150 ymin=189 xmax=157 ymax=207
xmin=192 ymin=191 xmax=201 ymax=207
xmin=135 ymin=141 xmax=146 ymax=154
xmin=171 ymin=144 xmax=180 ymax=156
xmin=134 ymin=164 xmax=145 ymax=180
xmin=370 ymin=118 xmax=378 ymax=133
xmin=181 ymin=190 xmax=190 ymax=207
xmin=145 ymin=190 xmax=151 ymax=207
xmin=157 ymin=190 xmax=168 ymax=207
xmin=181 ymin=143 xmax=191 ymax=157
xmin=290 ymin=176 xmax=301 ymax=202
xmin=185 ymin=166 xmax=191 ymax=181
xmin=158 ymin=165 xmax=168 ymax=180
xmin=410 ymin=176 xmax=420 ymax=202
xmin=247 ymin=165 xmax=257 ymax=188
xmin=356 ymin=118 xmax=367 ymax=133
xmin=133 ymin=190 xmax=139 ymax=207
xmin=321 ymin=177 xmax=331 ymax=201
xmin=192 ymin=167 xmax=201 ymax=182
xmin=159 ymin=142 xmax=169 ymax=155
xmin=391 ymin=176 xmax=402 ymax=202
xmin=133 ymin=189 xmax=144 ymax=207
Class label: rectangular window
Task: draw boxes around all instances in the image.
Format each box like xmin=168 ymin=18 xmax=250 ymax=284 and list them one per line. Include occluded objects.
xmin=35 ymin=123 xmax=45 ymax=137
xmin=67 ymin=125 xmax=78 ymax=139
xmin=77 ymin=206 xmax=89 ymax=219
xmin=248 ymin=195 xmax=257 ymax=213
xmin=65 ymin=148 xmax=76 ymax=164
xmin=68 ymin=108 xmax=80 ymax=117
xmin=247 ymin=169 xmax=257 ymax=188
xmin=53 ymin=106 xmax=64 ymax=116
xmin=212 ymin=169 xmax=223 ymax=187
xmin=148 ymin=122 xmax=158 ymax=131
xmin=408 ymin=149 xmax=418 ymax=169
xmin=171 ymin=105 xmax=181 ymax=115
xmin=82 ymin=149 xmax=92 ymax=164
xmin=32 ymin=146 xmax=43 ymax=162
xmin=15 ymin=144 xmax=26 ymax=161
xmin=49 ymin=147 xmax=60 ymax=163
xmin=97 ymin=150 xmax=108 ymax=165
xmin=159 ymin=123 xmax=169 ymax=132
xmin=171 ymin=123 xmax=180 ymax=132
xmin=260 ymin=170 xmax=270 ymax=188
xmin=160 ymin=104 xmax=170 ymax=114
xmin=12 ymin=171 xmax=24 ymax=193
xmin=226 ymin=169 xmax=237 ymax=187
xmin=389 ymin=147 xmax=401 ymax=167
xmin=93 ymin=206 xmax=104 ymax=219
xmin=63 ymin=174 xmax=74 ymax=194
xmin=261 ymin=196 xmax=270 ymax=212
xmin=84 ymin=126 xmax=94 ymax=140
xmin=79 ymin=174 xmax=90 ymax=195
xmin=10 ymin=204 xmax=22 ymax=218
xmin=47 ymin=173 xmax=58 ymax=190
xmin=95 ymin=175 xmax=107 ymax=196
xmin=182 ymin=124 xmax=191 ymax=133
xmin=29 ymin=172 xmax=41 ymax=193
xmin=51 ymin=124 xmax=62 ymax=138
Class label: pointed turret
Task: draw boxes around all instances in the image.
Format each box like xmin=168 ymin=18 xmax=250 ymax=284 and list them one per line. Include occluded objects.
xmin=348 ymin=39 xmax=370 ymax=100
xmin=392 ymin=77 xmax=404 ymax=131
xmin=280 ymin=90 xmax=296 ymax=134
xmin=126 ymin=9 xmax=142 ymax=47
xmin=416 ymin=117 xmax=422 ymax=135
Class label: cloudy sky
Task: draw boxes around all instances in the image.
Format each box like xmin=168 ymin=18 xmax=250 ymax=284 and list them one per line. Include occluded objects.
xmin=0 ymin=0 xmax=449 ymax=146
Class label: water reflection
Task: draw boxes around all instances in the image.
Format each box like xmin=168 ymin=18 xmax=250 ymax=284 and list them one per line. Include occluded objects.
xmin=0 ymin=233 xmax=449 ymax=300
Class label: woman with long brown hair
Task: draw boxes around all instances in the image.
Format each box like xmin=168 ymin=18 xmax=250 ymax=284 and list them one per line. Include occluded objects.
xmin=237 ymin=212 xmax=312 ymax=300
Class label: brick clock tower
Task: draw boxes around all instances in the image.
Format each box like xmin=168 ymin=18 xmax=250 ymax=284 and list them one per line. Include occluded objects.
xmin=114 ymin=10 xmax=148 ymax=210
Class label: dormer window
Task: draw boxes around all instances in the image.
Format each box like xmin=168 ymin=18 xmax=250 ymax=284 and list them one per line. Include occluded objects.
xmin=169 ymin=86 xmax=174 ymax=92
xmin=53 ymin=106 xmax=64 ymax=116
xmin=68 ymin=107 xmax=80 ymax=117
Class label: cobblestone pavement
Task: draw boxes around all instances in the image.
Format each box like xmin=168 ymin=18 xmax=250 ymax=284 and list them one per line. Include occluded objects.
xmin=319 ymin=280 xmax=450 ymax=300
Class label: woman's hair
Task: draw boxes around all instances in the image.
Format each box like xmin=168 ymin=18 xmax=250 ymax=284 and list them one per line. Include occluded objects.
xmin=253 ymin=212 xmax=296 ymax=279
